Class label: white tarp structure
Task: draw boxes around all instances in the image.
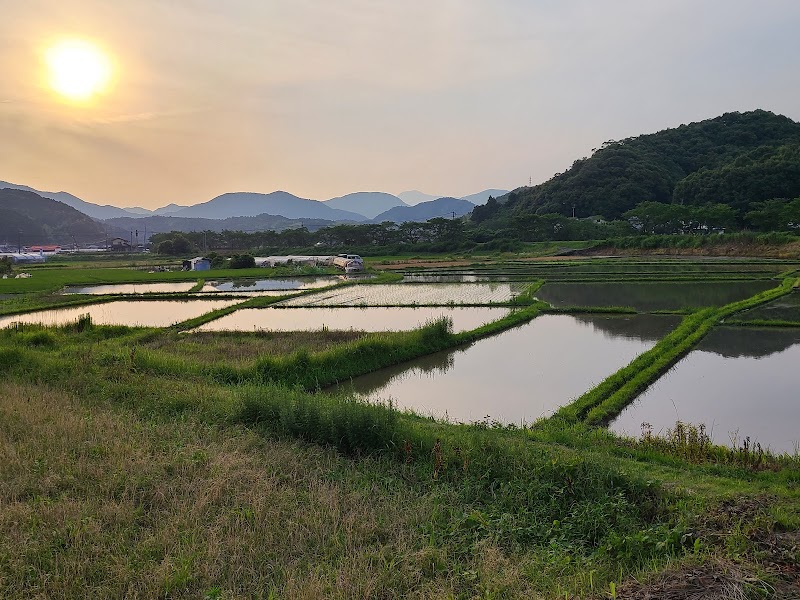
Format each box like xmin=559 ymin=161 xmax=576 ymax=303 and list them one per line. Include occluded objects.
xmin=254 ymin=255 xmax=334 ymax=267
xmin=0 ymin=253 xmax=47 ymax=264
xmin=253 ymin=254 xmax=364 ymax=272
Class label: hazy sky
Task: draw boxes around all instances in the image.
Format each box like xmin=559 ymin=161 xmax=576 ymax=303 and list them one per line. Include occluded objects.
xmin=2 ymin=0 xmax=799 ymax=209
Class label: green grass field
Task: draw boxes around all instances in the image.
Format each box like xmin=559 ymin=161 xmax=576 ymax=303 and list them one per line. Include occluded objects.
xmin=1 ymin=255 xmax=799 ymax=598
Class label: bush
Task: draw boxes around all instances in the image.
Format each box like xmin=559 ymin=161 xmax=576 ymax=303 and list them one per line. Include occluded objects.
xmin=229 ymin=254 xmax=256 ymax=269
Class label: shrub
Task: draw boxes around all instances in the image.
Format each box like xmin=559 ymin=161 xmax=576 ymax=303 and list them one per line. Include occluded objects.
xmin=229 ymin=254 xmax=256 ymax=269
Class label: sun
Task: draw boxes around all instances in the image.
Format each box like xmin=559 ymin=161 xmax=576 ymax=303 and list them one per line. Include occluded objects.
xmin=46 ymin=39 xmax=112 ymax=102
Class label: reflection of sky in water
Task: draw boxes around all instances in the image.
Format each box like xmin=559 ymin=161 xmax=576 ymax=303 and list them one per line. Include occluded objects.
xmin=281 ymin=283 xmax=525 ymax=306
xmin=611 ymin=327 xmax=800 ymax=453
xmin=0 ymin=300 xmax=239 ymax=328
xmin=194 ymin=307 xmax=509 ymax=333
xmin=330 ymin=314 xmax=678 ymax=425
xmin=63 ymin=282 xmax=196 ymax=295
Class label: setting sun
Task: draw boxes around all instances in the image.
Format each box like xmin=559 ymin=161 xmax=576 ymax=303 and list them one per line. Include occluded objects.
xmin=45 ymin=39 xmax=112 ymax=101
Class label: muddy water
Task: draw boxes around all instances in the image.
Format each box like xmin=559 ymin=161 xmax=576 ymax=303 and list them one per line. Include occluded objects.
xmin=328 ymin=314 xmax=680 ymax=424
xmin=610 ymin=326 xmax=800 ymax=453
xmin=194 ymin=306 xmax=511 ymax=333
xmin=0 ymin=300 xmax=239 ymax=328
xmin=536 ymin=281 xmax=775 ymax=311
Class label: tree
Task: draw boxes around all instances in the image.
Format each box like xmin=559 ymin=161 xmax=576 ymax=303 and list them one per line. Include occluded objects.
xmin=746 ymin=197 xmax=800 ymax=231
xmin=154 ymin=232 xmax=196 ymax=255
xmin=229 ymin=254 xmax=256 ymax=269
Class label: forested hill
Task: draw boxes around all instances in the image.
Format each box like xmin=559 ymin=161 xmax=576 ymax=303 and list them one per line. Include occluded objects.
xmin=477 ymin=110 xmax=800 ymax=223
xmin=0 ymin=188 xmax=107 ymax=246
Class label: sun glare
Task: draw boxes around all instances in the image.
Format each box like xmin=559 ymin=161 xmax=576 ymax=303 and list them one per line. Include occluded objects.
xmin=46 ymin=39 xmax=112 ymax=102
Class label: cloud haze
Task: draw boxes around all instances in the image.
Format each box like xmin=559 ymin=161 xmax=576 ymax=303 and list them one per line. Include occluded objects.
xmin=1 ymin=0 xmax=799 ymax=208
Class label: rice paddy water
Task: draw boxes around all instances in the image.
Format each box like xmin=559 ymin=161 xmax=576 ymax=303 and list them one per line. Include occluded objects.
xmin=0 ymin=300 xmax=240 ymax=328
xmin=610 ymin=326 xmax=800 ymax=453
xmin=329 ymin=314 xmax=681 ymax=424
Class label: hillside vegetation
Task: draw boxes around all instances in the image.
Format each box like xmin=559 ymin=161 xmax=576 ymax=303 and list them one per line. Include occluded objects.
xmin=480 ymin=110 xmax=800 ymax=222
xmin=0 ymin=189 xmax=107 ymax=246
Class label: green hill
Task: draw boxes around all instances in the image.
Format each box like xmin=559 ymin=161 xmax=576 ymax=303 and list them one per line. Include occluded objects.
xmin=478 ymin=110 xmax=800 ymax=223
xmin=0 ymin=188 xmax=107 ymax=246
xmin=674 ymin=144 xmax=800 ymax=213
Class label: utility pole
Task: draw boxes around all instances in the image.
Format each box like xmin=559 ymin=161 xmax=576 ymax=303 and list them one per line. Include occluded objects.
xmin=18 ymin=230 xmax=22 ymax=253
xmin=451 ymin=211 xmax=456 ymax=220
xmin=572 ymin=205 xmax=576 ymax=218
xmin=130 ymin=231 xmax=133 ymax=252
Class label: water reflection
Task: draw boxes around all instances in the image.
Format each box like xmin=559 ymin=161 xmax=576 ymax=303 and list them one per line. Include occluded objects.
xmin=0 ymin=300 xmax=239 ymax=329
xmin=611 ymin=327 xmax=800 ymax=453
xmin=328 ymin=314 xmax=679 ymax=424
xmin=733 ymin=291 xmax=800 ymax=323
xmin=696 ymin=326 xmax=800 ymax=358
xmin=536 ymin=281 xmax=775 ymax=311
xmin=402 ymin=274 xmax=499 ymax=283
xmin=62 ymin=282 xmax=196 ymax=295
xmin=194 ymin=306 xmax=510 ymax=333
xmin=201 ymin=277 xmax=339 ymax=292
xmin=573 ymin=314 xmax=683 ymax=342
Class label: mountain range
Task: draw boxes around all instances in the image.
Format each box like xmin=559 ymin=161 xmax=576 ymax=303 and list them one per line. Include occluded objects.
xmin=0 ymin=180 xmax=507 ymax=223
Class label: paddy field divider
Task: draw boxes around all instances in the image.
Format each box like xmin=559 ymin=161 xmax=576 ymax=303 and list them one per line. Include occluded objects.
xmin=552 ymin=277 xmax=798 ymax=427
xmin=135 ymin=301 xmax=548 ymax=389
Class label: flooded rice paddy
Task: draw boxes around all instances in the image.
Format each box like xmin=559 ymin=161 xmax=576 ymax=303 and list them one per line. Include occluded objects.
xmin=62 ymin=282 xmax=197 ymax=295
xmin=0 ymin=300 xmax=239 ymax=328
xmin=194 ymin=307 xmax=511 ymax=333
xmin=200 ymin=277 xmax=339 ymax=293
xmin=280 ymin=283 xmax=526 ymax=306
xmin=403 ymin=260 xmax=794 ymax=281
xmin=610 ymin=326 xmax=800 ymax=453
xmin=535 ymin=281 xmax=775 ymax=311
xmin=731 ymin=290 xmax=800 ymax=322
xmin=329 ymin=314 xmax=680 ymax=424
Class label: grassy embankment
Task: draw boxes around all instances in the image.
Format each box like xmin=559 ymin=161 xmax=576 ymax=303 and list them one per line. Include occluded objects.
xmin=0 ymin=263 xmax=384 ymax=319
xmin=1 ymin=317 xmax=799 ymax=598
xmin=0 ymin=264 xmax=338 ymax=295
xmin=553 ymin=277 xmax=799 ymax=427
xmin=2 ymin=259 xmax=799 ymax=597
xmin=132 ymin=303 xmax=546 ymax=389
xmin=585 ymin=232 xmax=800 ymax=259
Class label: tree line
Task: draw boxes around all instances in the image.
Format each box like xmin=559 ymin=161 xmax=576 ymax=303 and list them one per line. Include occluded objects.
xmin=151 ymin=196 xmax=798 ymax=255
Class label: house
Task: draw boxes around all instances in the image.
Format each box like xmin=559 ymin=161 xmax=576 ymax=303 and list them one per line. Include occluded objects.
xmin=28 ymin=245 xmax=61 ymax=253
xmin=110 ymin=238 xmax=132 ymax=252
xmin=182 ymin=257 xmax=211 ymax=271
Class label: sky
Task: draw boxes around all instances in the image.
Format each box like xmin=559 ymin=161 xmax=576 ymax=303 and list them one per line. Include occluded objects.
xmin=1 ymin=0 xmax=799 ymax=209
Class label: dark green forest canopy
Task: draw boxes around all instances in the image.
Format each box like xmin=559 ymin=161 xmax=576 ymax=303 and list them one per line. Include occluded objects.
xmin=674 ymin=144 xmax=800 ymax=213
xmin=477 ymin=110 xmax=800 ymax=223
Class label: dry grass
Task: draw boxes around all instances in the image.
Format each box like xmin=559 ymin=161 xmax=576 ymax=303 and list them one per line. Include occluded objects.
xmin=143 ymin=330 xmax=367 ymax=366
xmin=0 ymin=381 xmax=550 ymax=599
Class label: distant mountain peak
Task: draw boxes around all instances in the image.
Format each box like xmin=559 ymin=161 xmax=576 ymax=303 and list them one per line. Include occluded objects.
xmin=373 ymin=197 xmax=475 ymax=223
xmin=324 ymin=191 xmax=407 ymax=219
